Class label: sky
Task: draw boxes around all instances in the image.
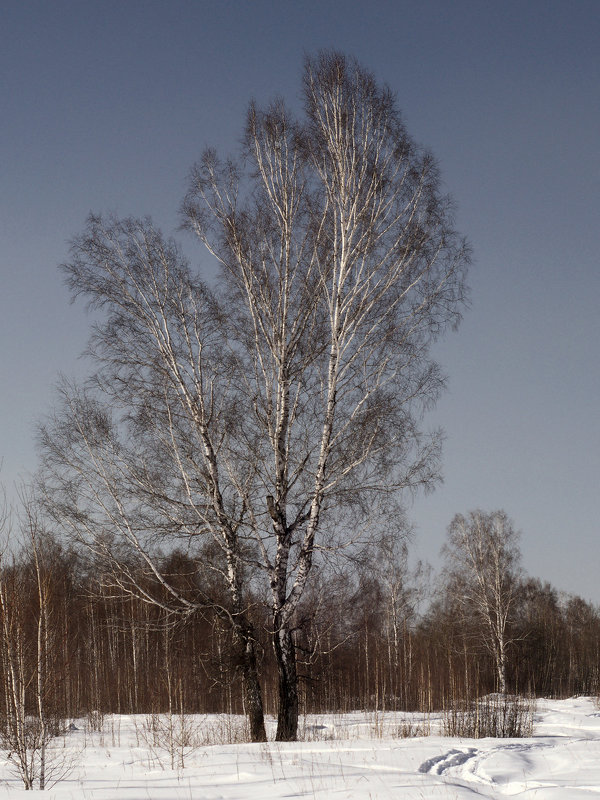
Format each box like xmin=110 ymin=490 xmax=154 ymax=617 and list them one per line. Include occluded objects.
xmin=1 ymin=0 xmax=599 ymax=602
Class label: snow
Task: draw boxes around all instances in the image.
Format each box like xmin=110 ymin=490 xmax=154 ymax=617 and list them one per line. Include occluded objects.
xmin=2 ymin=697 xmax=600 ymax=798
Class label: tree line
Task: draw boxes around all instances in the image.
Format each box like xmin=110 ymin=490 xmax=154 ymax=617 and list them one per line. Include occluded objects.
xmin=0 ymin=507 xmax=597 ymax=740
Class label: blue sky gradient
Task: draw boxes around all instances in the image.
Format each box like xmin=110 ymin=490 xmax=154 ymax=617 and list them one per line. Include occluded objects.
xmin=1 ymin=0 xmax=599 ymax=599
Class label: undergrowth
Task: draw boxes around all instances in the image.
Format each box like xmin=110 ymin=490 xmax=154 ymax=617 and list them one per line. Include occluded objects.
xmin=443 ymin=694 xmax=535 ymax=738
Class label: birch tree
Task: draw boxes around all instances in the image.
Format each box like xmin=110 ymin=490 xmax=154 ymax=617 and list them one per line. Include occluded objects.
xmin=182 ymin=51 xmax=469 ymax=738
xmin=39 ymin=235 xmax=268 ymax=742
xmin=0 ymin=493 xmax=74 ymax=789
xmin=443 ymin=510 xmax=522 ymax=694
xmin=42 ymin=50 xmax=468 ymax=741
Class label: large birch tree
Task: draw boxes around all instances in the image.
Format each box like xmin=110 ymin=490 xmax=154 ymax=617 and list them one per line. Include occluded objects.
xmin=41 ymin=51 xmax=469 ymax=741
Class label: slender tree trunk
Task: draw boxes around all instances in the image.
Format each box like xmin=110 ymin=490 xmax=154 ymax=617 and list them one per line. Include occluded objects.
xmin=274 ymin=626 xmax=298 ymax=741
xmin=36 ymin=578 xmax=47 ymax=791
xmin=496 ymin=639 xmax=507 ymax=695
xmin=235 ymin=622 xmax=267 ymax=742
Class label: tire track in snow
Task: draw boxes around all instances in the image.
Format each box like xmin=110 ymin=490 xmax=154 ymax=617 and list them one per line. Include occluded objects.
xmin=418 ymin=747 xmax=478 ymax=775
xmin=419 ymin=740 xmax=561 ymax=798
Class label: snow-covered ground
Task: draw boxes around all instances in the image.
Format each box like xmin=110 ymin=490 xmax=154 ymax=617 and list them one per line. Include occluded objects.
xmin=2 ymin=697 xmax=600 ymax=798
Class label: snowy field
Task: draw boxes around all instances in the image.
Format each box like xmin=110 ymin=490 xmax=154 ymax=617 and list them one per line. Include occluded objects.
xmin=2 ymin=697 xmax=600 ymax=798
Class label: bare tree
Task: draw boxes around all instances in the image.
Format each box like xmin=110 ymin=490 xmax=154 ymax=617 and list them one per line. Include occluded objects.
xmin=182 ymin=51 xmax=469 ymax=738
xmin=442 ymin=510 xmax=522 ymax=694
xmin=0 ymin=492 xmax=74 ymax=790
xmin=42 ymin=50 xmax=468 ymax=741
xmin=38 ymin=243 xmax=268 ymax=742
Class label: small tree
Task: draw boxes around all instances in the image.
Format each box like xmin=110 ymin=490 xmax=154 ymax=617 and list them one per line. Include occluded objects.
xmin=0 ymin=493 xmax=74 ymax=790
xmin=442 ymin=510 xmax=522 ymax=694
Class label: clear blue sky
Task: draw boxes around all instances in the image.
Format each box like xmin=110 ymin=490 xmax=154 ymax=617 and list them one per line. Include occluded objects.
xmin=1 ymin=0 xmax=599 ymax=601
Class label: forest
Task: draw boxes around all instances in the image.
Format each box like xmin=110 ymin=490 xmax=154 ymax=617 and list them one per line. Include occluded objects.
xmin=1 ymin=501 xmax=598 ymax=737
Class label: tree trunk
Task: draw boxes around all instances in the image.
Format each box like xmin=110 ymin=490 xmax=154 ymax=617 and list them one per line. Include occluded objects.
xmin=274 ymin=626 xmax=298 ymax=741
xmin=235 ymin=623 xmax=267 ymax=742
xmin=496 ymin=639 xmax=507 ymax=695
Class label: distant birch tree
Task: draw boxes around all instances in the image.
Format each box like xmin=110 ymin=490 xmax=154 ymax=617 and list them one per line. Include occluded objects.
xmin=41 ymin=50 xmax=469 ymax=741
xmin=0 ymin=492 xmax=74 ymax=789
xmin=443 ymin=510 xmax=522 ymax=694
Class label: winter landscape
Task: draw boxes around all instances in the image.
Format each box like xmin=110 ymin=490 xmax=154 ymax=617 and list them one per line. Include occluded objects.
xmin=2 ymin=4 xmax=598 ymax=797
xmin=1 ymin=697 xmax=599 ymax=799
